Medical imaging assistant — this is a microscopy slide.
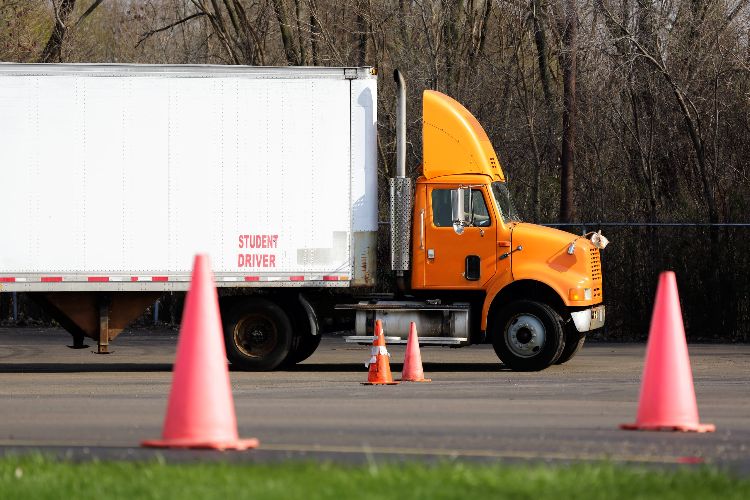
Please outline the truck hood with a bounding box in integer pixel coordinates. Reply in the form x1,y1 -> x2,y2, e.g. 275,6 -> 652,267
511,222 -> 580,253
510,222 -> 594,285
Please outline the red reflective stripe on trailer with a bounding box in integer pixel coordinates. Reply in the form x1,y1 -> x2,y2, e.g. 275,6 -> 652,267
152,276 -> 169,282
244,276 -> 260,282
41,277 -> 63,282
88,277 -> 109,282
289,276 -> 304,281
0,277 -> 15,283
130,277 -> 139,281
323,276 -> 338,281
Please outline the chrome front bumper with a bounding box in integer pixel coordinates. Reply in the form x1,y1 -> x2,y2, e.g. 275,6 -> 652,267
570,305 -> 606,333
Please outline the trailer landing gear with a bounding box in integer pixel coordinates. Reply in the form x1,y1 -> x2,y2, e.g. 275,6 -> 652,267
31,292 -> 161,353
67,334 -> 88,350
98,296 -> 111,354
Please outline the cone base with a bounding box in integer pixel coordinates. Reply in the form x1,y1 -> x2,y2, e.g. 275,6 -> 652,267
399,378 -> 431,382
620,422 -> 715,433
361,381 -> 400,385
142,437 -> 260,450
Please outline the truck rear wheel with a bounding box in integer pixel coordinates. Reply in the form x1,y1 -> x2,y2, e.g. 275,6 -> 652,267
222,298 -> 292,371
491,300 -> 565,371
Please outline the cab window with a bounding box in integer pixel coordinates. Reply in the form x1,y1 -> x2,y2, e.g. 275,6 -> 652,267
431,188 -> 491,227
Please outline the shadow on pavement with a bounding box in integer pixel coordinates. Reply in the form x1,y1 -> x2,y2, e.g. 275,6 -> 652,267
0,363 -> 173,373
0,362 -> 509,373
287,362 -> 509,372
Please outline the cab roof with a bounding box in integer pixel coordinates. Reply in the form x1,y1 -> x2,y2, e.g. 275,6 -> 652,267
422,90 -> 504,182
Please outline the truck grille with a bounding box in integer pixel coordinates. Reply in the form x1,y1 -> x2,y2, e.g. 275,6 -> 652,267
589,248 -> 602,299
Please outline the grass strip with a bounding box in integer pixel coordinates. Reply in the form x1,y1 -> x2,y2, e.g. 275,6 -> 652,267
1,455 -> 748,500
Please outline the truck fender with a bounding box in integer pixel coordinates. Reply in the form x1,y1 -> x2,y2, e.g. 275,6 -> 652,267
481,279 -> 567,332
298,293 -> 319,336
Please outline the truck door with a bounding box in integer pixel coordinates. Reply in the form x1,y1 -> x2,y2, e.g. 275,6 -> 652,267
423,185 -> 497,288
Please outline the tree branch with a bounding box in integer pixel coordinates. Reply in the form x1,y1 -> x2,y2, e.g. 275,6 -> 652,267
75,0 -> 105,27
136,12 -> 206,48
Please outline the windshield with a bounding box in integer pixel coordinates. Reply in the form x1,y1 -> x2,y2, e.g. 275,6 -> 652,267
491,182 -> 520,223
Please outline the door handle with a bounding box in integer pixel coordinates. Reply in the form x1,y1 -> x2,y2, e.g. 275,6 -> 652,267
499,245 -> 523,260
420,209 -> 425,250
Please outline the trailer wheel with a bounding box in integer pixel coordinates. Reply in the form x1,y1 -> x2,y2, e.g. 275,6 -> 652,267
491,300 -> 565,371
283,333 -> 322,367
223,298 -> 292,371
555,322 -> 586,365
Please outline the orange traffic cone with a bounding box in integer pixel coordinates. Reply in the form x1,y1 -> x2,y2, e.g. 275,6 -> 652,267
362,319 -> 399,385
143,254 -> 259,450
621,271 -> 715,432
400,322 -> 431,382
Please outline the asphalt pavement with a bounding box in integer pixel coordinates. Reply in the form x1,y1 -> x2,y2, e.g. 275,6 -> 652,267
0,327 -> 748,473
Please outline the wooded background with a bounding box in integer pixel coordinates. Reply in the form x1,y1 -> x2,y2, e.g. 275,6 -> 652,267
1,0 -> 748,340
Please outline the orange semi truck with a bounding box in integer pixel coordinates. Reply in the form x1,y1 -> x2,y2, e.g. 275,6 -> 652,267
0,65 -> 605,371
344,70 -> 605,371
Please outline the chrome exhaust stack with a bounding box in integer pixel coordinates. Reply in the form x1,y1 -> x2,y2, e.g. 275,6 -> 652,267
390,69 -> 412,277
394,69 -> 407,179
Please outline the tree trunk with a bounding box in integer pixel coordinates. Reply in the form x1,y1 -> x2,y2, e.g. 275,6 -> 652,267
559,0 -> 577,222
355,1 -> 368,66
271,0 -> 299,65
441,0 -> 463,95
530,0 -> 553,104
310,0 -> 321,65
293,0 -> 307,65
466,0 -> 493,76
39,0 -> 77,63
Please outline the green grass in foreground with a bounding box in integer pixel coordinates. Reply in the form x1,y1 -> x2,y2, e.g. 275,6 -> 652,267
1,455 -> 748,500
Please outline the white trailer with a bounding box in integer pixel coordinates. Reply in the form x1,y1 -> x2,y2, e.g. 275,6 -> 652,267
1,64 -> 606,372
0,64 -> 377,367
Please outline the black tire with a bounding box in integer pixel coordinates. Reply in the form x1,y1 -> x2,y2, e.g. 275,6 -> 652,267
222,298 -> 292,371
491,300 -> 565,371
279,296 -> 322,367
283,333 -> 322,366
555,322 -> 586,365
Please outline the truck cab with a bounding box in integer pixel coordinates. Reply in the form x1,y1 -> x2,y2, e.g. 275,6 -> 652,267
347,82 -> 605,371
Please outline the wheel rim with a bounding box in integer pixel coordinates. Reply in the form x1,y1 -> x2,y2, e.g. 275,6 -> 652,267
233,314 -> 278,359
505,313 -> 546,358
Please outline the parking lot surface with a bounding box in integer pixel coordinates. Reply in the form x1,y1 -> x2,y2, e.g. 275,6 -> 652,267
0,328 -> 748,472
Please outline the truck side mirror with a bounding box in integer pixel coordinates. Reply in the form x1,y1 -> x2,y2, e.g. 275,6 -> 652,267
451,188 -> 466,235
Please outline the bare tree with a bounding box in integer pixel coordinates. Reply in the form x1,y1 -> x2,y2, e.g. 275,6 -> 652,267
558,0 -> 577,222
39,0 -> 77,62
271,0 -> 301,64
309,0 -> 322,64
1,0 -> 748,339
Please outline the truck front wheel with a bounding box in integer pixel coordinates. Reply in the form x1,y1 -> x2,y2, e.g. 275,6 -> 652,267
555,322 -> 586,365
223,298 -> 292,371
491,300 -> 565,371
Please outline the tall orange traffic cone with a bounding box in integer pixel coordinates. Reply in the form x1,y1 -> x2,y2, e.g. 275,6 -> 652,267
143,254 -> 259,450
362,319 -> 399,385
400,322 -> 431,382
621,271 -> 715,432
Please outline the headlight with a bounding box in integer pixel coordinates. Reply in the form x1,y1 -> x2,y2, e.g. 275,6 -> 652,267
569,287 -> 592,301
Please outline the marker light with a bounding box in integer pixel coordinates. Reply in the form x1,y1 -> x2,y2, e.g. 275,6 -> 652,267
569,287 -> 592,301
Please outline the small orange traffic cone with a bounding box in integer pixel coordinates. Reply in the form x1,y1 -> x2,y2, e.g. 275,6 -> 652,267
143,254 -> 259,450
621,271 -> 715,432
362,319 -> 399,385
400,322 -> 431,382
